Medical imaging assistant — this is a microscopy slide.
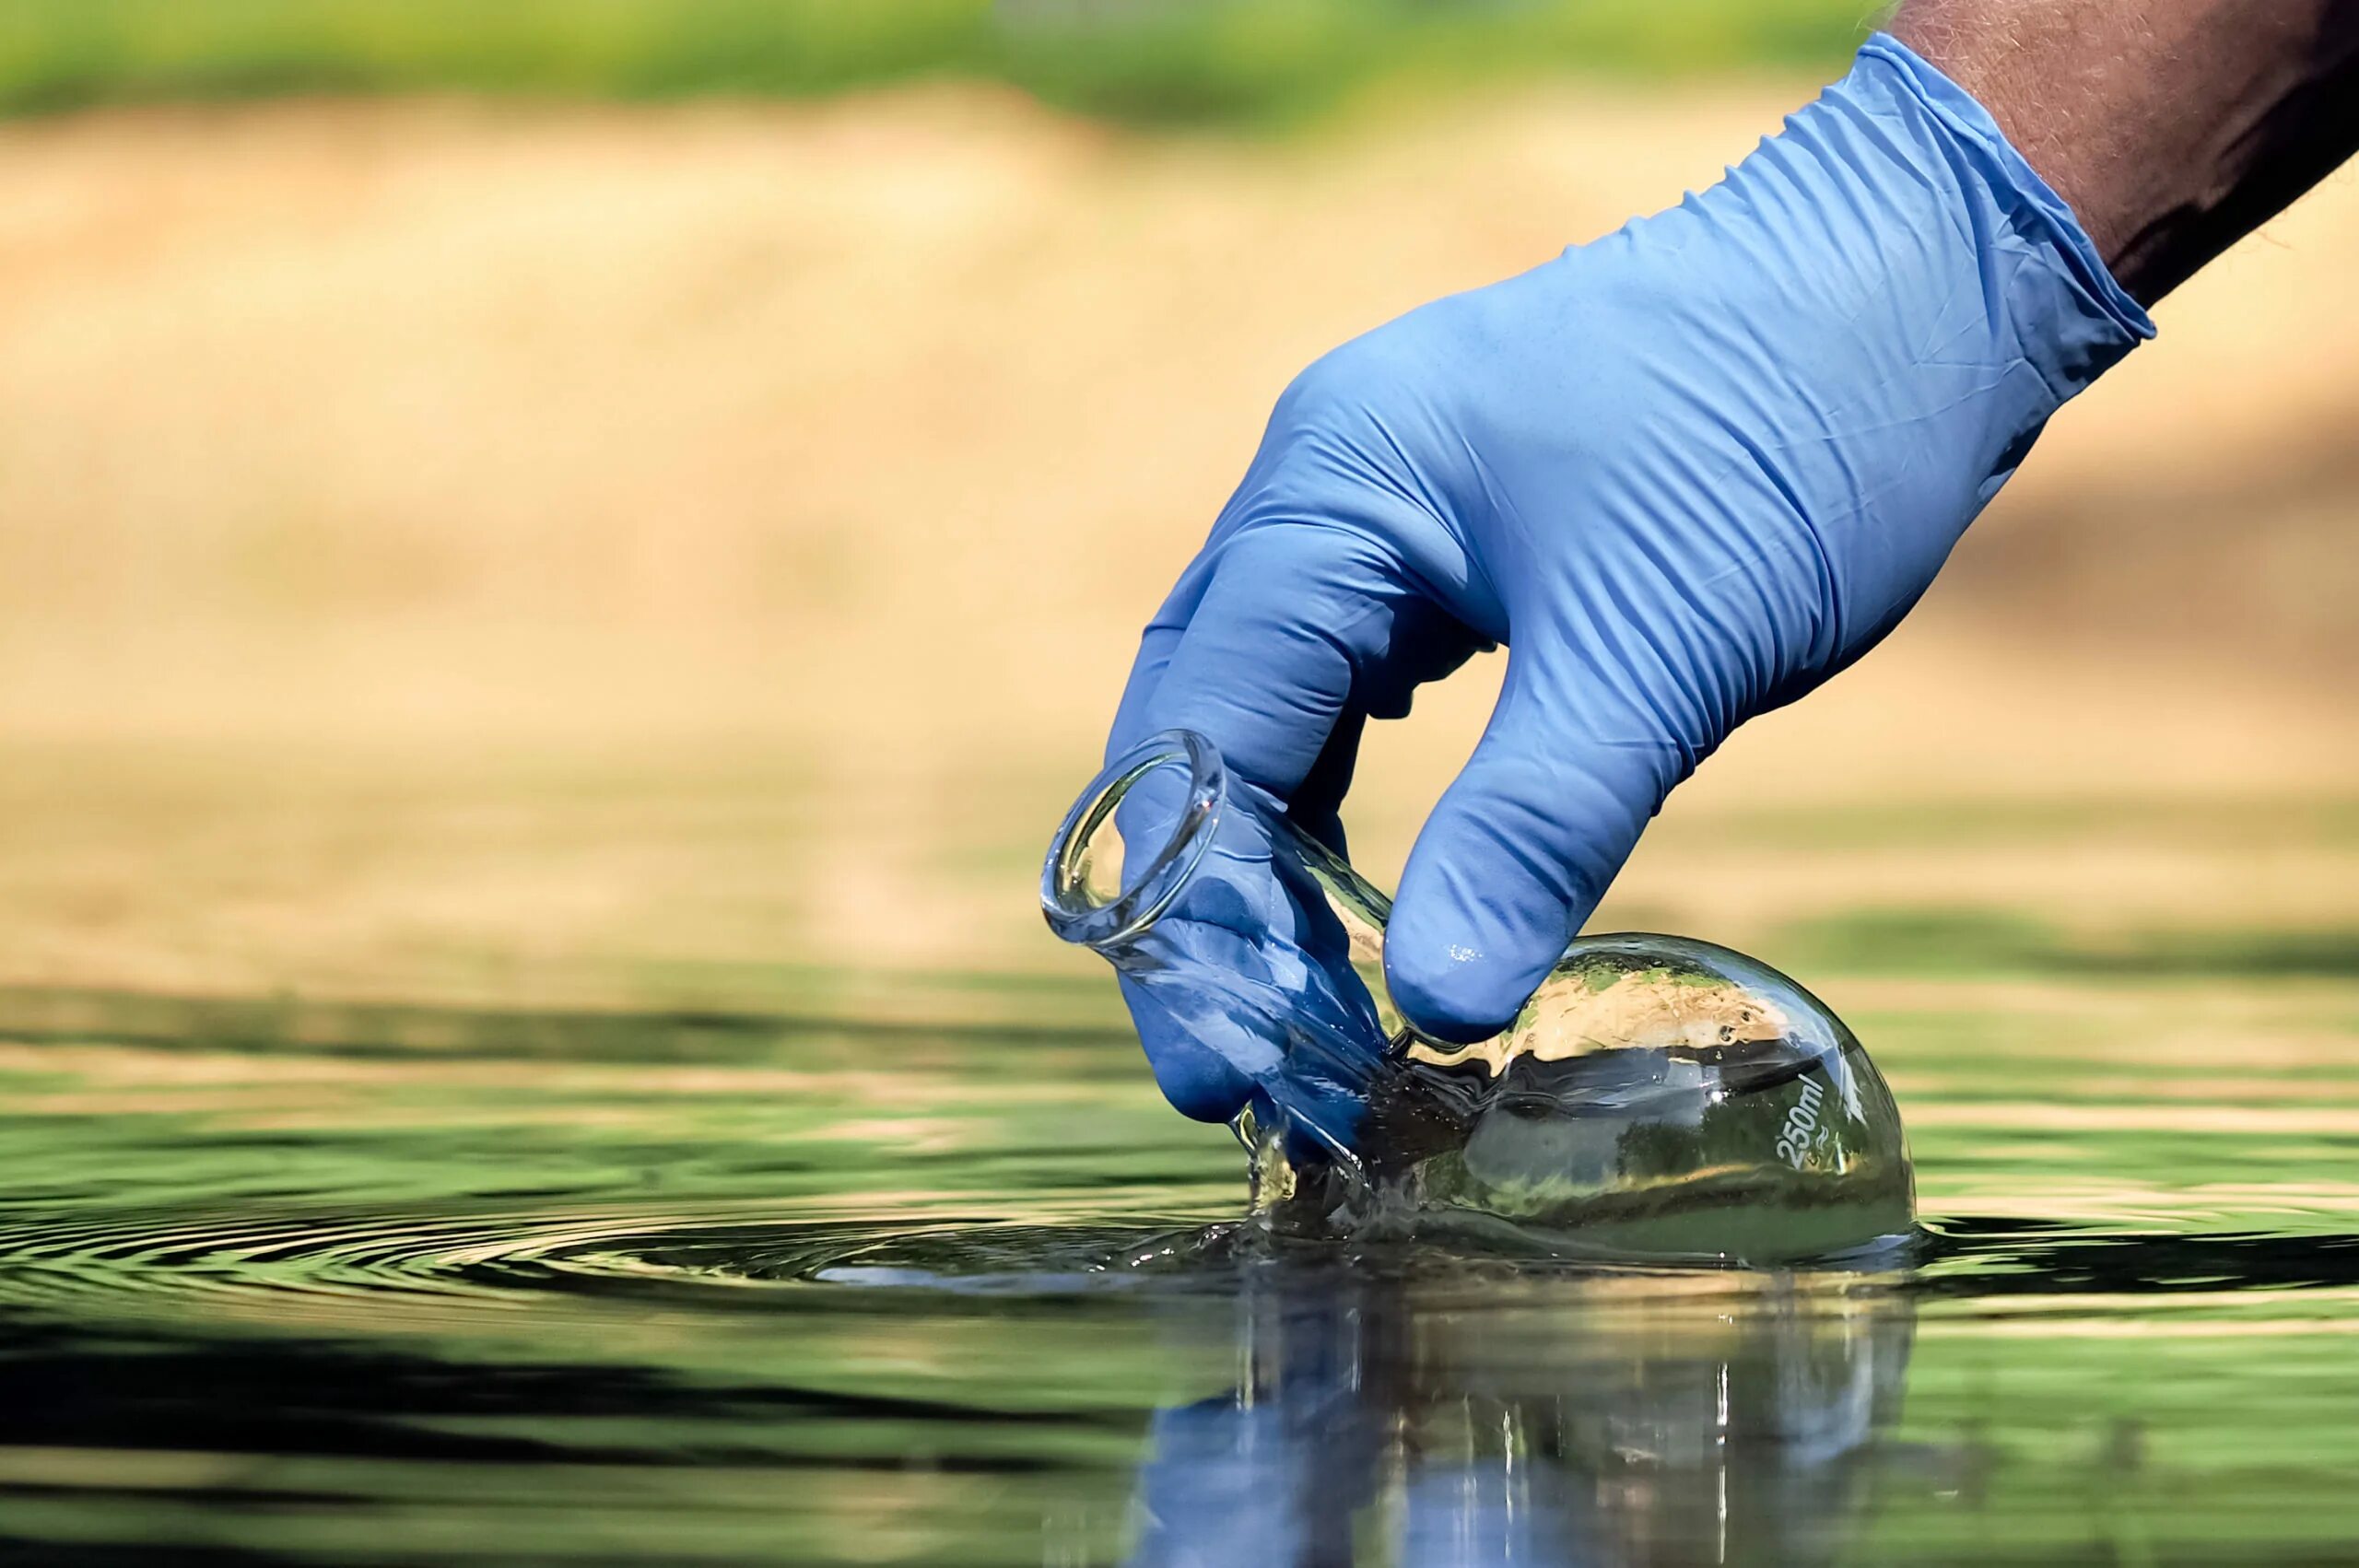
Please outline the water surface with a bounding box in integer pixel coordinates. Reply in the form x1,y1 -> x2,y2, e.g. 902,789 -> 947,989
5,957 -> 2359,1565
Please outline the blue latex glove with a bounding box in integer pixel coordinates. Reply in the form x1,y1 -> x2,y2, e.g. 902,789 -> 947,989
1109,33 -> 2154,1123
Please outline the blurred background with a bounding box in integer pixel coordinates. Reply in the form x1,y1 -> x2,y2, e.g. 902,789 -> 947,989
2,0 -> 2355,1025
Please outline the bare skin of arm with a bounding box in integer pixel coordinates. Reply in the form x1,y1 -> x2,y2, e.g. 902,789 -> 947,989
1890,0 -> 2359,302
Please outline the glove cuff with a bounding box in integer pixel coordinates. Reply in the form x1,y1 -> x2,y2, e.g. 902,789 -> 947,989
1852,31 -> 2156,395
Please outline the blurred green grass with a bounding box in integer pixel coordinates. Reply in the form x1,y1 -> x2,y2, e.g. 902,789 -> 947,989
0,0 -> 1872,124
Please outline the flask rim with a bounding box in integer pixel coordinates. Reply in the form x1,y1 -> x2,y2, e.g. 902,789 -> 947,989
1041,729 -> 1226,950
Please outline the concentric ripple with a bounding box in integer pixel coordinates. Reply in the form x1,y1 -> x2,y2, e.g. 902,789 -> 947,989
0,1197 -> 1892,1336
8,1199 -> 2355,1341
0,1203 -> 1273,1333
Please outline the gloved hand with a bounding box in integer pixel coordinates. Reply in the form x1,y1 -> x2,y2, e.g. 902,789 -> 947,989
1108,34 -> 2153,1123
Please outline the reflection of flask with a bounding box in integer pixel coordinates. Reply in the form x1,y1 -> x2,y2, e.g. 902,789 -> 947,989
1118,1264 -> 1923,1568
1044,730 -> 1913,1263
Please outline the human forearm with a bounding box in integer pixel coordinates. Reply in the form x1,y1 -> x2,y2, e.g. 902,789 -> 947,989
1891,0 -> 2359,302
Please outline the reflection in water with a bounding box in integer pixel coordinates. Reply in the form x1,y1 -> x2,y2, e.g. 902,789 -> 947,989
6,983 -> 2359,1564
1123,1263 -> 1916,1568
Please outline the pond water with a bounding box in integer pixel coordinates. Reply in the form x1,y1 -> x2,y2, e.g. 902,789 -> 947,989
5,977 -> 2359,1566
2,762 -> 2357,1564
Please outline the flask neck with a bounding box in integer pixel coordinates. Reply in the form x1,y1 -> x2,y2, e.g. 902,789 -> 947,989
1042,730 -> 1404,1155
1041,730 -> 1227,954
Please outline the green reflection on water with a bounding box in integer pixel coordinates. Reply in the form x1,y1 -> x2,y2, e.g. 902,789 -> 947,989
0,909 -> 2355,1562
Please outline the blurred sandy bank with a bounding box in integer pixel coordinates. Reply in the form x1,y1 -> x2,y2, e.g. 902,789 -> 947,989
0,85 -> 2354,998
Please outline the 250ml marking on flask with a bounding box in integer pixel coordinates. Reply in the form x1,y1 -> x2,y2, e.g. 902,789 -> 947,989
1775,1076 -> 1825,1170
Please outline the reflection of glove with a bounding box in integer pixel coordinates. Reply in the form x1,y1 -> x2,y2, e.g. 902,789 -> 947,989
1109,33 -> 2151,1119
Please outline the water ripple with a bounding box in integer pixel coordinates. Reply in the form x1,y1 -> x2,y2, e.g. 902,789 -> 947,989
0,1205 -> 1255,1328
6,1202 -> 2359,1337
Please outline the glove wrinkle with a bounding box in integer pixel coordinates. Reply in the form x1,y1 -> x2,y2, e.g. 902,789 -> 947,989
1104,30 -> 2154,1109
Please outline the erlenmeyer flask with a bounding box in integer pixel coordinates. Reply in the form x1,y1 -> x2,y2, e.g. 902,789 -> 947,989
1043,729 -> 1913,1263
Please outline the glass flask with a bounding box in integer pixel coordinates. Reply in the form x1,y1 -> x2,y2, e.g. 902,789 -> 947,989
1043,729 -> 1914,1264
